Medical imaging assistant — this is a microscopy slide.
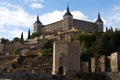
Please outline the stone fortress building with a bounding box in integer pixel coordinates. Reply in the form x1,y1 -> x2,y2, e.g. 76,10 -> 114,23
33,5 -> 103,37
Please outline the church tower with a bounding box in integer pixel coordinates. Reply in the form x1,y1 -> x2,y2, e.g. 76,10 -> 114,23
63,5 -> 73,31
95,12 -> 103,32
33,14 -> 43,35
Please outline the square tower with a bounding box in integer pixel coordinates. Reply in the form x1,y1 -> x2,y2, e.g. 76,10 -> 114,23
52,41 -> 80,75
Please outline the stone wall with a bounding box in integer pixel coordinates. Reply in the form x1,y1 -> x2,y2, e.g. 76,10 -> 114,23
42,20 -> 63,33
35,15 -> 103,35
41,18 -> 100,34
73,19 -> 98,32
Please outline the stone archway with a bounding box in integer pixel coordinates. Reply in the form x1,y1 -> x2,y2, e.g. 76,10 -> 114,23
58,66 -> 64,75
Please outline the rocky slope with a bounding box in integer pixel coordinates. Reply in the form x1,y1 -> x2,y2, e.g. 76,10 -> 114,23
0,54 -> 52,74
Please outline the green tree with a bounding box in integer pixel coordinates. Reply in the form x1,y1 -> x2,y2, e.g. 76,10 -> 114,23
30,32 -> 39,38
40,40 -> 53,54
13,37 -> 21,42
0,38 -> 9,43
74,30 -> 120,60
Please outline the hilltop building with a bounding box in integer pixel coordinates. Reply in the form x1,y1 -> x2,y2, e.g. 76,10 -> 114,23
33,5 -> 103,38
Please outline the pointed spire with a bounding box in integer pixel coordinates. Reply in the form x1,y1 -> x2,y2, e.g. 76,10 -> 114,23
37,14 -> 40,22
36,14 -> 42,24
96,12 -> 103,22
67,4 -> 70,13
63,4 -> 73,17
98,12 -> 101,20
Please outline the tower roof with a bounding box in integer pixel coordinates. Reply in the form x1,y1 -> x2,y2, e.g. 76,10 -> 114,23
96,12 -> 103,22
36,14 -> 42,24
63,5 -> 73,17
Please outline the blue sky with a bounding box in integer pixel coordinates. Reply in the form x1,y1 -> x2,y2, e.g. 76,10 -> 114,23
0,0 -> 120,40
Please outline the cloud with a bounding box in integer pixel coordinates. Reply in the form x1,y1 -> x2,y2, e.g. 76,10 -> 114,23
0,2 -> 34,28
104,5 -> 120,29
106,13 -> 120,28
0,26 -> 28,40
0,2 -> 22,10
39,10 -> 88,25
40,10 -> 65,25
72,11 -> 88,20
113,5 -> 120,10
22,0 -> 45,10
23,0 -> 45,3
8,28 -> 28,39
0,2 -> 35,39
30,3 -> 44,9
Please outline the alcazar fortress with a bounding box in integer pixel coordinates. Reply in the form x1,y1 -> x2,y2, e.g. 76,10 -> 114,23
34,5 -> 103,36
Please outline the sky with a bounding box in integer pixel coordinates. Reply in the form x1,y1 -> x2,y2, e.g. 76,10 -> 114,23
0,0 -> 120,40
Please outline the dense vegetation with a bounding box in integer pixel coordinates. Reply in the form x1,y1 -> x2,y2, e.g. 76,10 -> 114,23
74,29 -> 120,61
40,40 -> 53,55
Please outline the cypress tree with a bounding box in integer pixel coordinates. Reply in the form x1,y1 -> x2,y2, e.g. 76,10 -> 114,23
28,29 -> 31,39
21,32 -> 24,40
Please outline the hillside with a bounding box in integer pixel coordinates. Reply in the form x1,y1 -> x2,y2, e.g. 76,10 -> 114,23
0,54 -> 52,74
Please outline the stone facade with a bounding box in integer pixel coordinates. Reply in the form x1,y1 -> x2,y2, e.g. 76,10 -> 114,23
43,28 -> 79,41
34,6 -> 103,36
52,41 -> 80,75
111,52 -> 120,72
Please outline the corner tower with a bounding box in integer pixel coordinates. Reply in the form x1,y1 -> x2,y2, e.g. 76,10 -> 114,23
63,5 -> 73,31
95,12 -> 103,32
33,14 -> 43,35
